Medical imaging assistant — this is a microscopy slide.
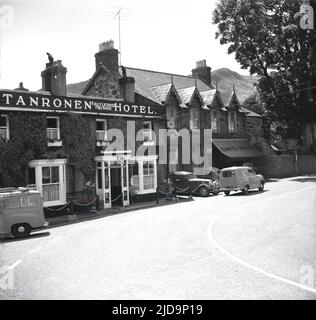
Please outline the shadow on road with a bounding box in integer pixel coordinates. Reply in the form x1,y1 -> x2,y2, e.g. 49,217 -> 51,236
0,231 -> 50,244
290,177 -> 316,183
226,190 -> 269,197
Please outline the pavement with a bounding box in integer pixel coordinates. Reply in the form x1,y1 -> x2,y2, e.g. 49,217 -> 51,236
0,176 -> 315,300
45,197 -> 189,228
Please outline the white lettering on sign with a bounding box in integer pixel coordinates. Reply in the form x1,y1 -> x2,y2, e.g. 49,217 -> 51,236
74,100 -> 82,110
53,99 -> 62,108
0,91 -> 161,117
16,96 -> 26,106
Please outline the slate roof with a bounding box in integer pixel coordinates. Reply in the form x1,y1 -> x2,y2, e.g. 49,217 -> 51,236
177,86 -> 196,105
150,83 -> 173,104
200,89 -> 217,106
125,67 -> 213,103
66,65 -> 261,117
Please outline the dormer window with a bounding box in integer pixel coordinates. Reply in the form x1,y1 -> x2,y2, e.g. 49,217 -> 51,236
0,115 -> 9,141
211,110 -> 220,132
190,109 -> 200,130
228,111 -> 237,133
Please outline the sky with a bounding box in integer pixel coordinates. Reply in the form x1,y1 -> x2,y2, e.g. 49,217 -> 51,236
0,0 -> 249,91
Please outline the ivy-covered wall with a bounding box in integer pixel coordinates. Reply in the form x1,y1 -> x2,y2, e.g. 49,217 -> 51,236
0,112 -> 96,190
0,112 -> 47,187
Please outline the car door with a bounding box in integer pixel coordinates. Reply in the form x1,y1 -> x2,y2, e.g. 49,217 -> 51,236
247,169 -> 257,189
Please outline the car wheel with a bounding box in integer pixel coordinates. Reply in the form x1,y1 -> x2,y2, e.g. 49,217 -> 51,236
258,181 -> 265,192
199,186 -> 210,197
224,191 -> 230,196
243,185 -> 249,195
11,224 -> 31,239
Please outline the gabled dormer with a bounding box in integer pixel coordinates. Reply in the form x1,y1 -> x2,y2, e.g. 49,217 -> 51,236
221,87 -> 241,112
82,64 -> 121,99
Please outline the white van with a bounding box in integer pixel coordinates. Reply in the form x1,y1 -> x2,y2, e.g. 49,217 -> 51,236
220,167 -> 265,196
0,187 -> 48,238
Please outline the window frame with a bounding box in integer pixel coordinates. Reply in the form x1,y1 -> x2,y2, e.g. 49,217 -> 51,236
0,115 -> 9,141
46,116 -> 60,141
28,159 -> 67,207
96,119 -> 108,141
190,109 -> 200,130
211,110 -> 220,132
142,121 -> 153,142
228,111 -> 237,133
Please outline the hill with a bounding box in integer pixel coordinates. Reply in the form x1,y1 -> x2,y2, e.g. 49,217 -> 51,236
212,68 -> 259,103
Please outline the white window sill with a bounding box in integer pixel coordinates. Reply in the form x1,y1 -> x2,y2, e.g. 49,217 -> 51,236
48,140 -> 63,147
43,200 -> 67,208
133,189 -> 156,195
97,141 -> 110,147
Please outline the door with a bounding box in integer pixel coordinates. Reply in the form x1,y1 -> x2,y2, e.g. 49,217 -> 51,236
96,161 -> 111,209
121,160 -> 129,207
247,169 -> 257,189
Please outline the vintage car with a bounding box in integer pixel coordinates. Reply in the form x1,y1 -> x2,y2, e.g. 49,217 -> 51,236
195,167 -> 221,182
0,187 -> 48,238
169,171 -> 220,197
220,167 -> 265,196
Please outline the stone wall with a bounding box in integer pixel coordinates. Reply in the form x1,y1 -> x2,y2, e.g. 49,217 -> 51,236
257,154 -> 316,178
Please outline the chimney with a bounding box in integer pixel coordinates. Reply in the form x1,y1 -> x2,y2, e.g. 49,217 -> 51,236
192,60 -> 212,87
95,40 -> 119,74
41,60 -> 67,96
119,66 -> 135,103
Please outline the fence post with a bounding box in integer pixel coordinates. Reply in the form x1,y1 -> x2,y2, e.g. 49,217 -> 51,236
70,200 -> 74,215
189,185 -> 192,200
96,195 -> 99,211
156,188 -> 159,205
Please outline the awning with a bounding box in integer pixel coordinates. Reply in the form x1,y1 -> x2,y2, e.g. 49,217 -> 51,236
213,139 -> 261,159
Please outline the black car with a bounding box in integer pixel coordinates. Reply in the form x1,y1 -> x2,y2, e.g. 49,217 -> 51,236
169,171 -> 220,197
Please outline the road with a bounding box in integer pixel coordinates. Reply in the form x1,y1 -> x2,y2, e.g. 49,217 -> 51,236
0,177 -> 316,300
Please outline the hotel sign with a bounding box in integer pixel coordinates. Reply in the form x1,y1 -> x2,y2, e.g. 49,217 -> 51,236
0,90 -> 164,117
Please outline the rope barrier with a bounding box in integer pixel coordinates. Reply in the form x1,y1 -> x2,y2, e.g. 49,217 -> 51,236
157,187 -> 175,196
45,202 -> 70,212
72,198 -> 98,207
111,194 -> 122,203
175,186 -> 190,193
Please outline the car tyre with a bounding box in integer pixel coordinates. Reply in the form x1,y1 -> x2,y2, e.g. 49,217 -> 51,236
199,186 -> 210,197
243,185 -> 250,195
258,181 -> 265,192
224,191 -> 230,196
11,224 -> 31,238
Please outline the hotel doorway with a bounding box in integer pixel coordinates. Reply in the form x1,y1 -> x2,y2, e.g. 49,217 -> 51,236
95,152 -> 130,209
110,165 -> 122,206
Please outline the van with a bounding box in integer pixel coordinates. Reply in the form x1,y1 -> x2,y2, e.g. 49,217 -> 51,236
0,187 -> 48,238
220,167 -> 265,196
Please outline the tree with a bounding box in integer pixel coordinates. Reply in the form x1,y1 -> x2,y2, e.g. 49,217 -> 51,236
213,0 -> 316,143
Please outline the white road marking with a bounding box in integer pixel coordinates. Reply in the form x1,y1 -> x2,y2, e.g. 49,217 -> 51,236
8,260 -> 22,270
207,184 -> 316,295
27,246 -> 42,255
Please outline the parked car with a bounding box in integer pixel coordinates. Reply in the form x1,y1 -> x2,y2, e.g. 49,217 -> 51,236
196,167 -> 221,182
169,171 -> 220,197
220,167 -> 265,196
0,187 -> 48,238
